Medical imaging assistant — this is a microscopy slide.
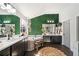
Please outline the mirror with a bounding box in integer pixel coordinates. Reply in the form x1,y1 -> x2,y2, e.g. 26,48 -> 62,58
0,24 -> 15,37
42,23 -> 62,35
42,24 -> 55,35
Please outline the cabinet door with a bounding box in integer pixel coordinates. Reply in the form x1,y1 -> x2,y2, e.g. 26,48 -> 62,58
43,36 -> 51,42
53,36 -> 62,44
24,40 -> 28,51
0,47 -> 10,56
12,40 -> 24,56
63,20 -> 70,48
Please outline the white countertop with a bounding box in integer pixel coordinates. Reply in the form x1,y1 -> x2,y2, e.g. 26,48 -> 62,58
28,35 -> 43,41
0,35 -> 27,51
43,34 -> 62,36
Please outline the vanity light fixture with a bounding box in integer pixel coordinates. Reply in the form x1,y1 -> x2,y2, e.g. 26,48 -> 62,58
3,20 -> 11,23
47,20 -> 54,23
47,20 -> 50,23
51,20 -> 54,23
49,20 -> 52,23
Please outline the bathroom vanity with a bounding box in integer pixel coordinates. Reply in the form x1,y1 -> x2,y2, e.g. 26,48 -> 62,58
0,35 -> 27,56
42,23 -> 62,44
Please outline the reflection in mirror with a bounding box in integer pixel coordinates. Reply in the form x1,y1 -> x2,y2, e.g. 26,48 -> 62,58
0,24 -> 15,38
42,23 -> 62,35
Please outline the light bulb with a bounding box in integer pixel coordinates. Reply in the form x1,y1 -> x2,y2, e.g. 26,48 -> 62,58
50,20 -> 51,23
51,20 -> 54,23
47,20 -> 50,23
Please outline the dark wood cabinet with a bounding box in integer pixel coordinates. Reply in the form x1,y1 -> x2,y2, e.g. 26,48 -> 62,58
43,35 -> 62,44
52,36 -> 62,44
24,40 -> 28,51
11,40 -> 24,56
0,39 -> 25,56
0,47 -> 10,56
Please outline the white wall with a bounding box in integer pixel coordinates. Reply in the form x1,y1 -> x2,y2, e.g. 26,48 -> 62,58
61,4 -> 79,56
0,8 -> 9,14
62,20 -> 70,49
70,18 -> 78,56
60,4 -> 79,22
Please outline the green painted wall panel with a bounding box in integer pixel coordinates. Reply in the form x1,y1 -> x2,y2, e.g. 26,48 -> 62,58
29,14 -> 59,35
0,15 -> 20,34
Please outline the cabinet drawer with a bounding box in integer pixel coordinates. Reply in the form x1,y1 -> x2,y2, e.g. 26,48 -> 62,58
53,36 -> 62,44
12,40 -> 24,56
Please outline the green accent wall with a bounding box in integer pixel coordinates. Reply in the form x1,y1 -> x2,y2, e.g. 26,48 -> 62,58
29,14 -> 59,35
0,15 -> 20,34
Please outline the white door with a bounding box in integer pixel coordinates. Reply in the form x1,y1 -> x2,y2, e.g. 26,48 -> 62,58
63,20 -> 70,48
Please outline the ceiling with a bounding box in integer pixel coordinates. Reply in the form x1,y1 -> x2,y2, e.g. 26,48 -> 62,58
11,3 -> 79,19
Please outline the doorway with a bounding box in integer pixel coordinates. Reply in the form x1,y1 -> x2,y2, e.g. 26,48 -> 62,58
63,20 -> 70,48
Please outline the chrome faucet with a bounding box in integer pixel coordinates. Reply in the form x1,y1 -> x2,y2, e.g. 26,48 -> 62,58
8,34 -> 10,40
